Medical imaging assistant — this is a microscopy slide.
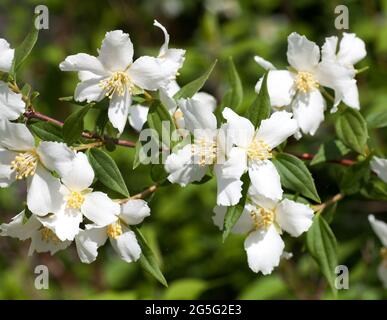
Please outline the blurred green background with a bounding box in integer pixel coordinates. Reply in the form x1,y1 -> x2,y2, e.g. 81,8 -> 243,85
0,0 -> 387,299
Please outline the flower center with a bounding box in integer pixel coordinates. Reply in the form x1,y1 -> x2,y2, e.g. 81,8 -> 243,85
191,138 -> 217,166
10,150 -> 39,180
66,191 -> 85,209
247,139 -> 272,162
41,227 -> 60,244
107,221 -> 123,239
99,71 -> 133,98
251,207 -> 275,230
295,71 -> 319,93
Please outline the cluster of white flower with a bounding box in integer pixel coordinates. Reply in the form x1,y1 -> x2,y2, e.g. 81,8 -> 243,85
1,19 -> 387,287
161,32 -> 384,277
0,36 -> 151,265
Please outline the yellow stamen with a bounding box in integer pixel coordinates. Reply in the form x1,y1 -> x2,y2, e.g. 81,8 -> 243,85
247,139 -> 272,162
41,227 -> 60,244
251,207 -> 275,230
191,138 -> 217,166
66,191 -> 85,209
107,221 -> 123,239
99,71 -> 133,98
10,150 -> 38,180
295,71 -> 319,93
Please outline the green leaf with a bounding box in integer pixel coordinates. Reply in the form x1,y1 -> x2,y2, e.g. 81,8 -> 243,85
366,111 -> 387,129
132,226 -> 168,287
335,108 -> 368,154
29,121 -> 64,142
306,215 -> 338,296
164,279 -> 207,300
222,174 -> 249,242
147,99 -> 176,148
310,140 -> 350,166
133,139 -> 143,170
11,16 -> 39,75
272,153 -> 320,203
245,72 -> 271,128
174,60 -> 217,99
88,148 -> 129,198
340,157 -> 371,195
62,104 -> 92,145
222,57 -> 243,109
361,177 -> 387,201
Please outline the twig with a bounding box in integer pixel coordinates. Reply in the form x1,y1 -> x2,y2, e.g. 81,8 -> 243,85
295,152 -> 355,166
130,184 -> 158,200
24,110 -> 136,148
312,193 -> 344,213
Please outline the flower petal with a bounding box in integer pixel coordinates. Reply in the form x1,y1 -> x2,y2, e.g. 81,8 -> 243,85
74,77 -> 106,103
38,208 -> 83,241
178,98 -> 217,132
61,152 -> 94,192
370,157 -> 387,183
368,215 -> 387,247
0,120 -> 35,151
0,211 -> 40,240
110,230 -> 141,263
27,165 -> 64,216
128,104 -> 149,132
29,231 -> 71,256
254,55 -> 276,70
81,192 -> 120,226
255,70 -> 296,108
276,198 -> 314,237
292,89 -> 326,136
244,226 -> 285,274
59,53 -> 108,76
165,144 -> 207,186
75,226 -> 108,263
36,141 -> 76,177
212,204 -> 255,234
108,89 -> 132,134
256,111 -> 297,149
337,33 -> 366,66
154,20 -> 170,56
98,30 -> 134,72
120,199 -> 151,226
129,56 -> 175,91
0,148 -> 16,187
192,92 -> 217,112
0,38 -> 14,73
222,107 -> 255,148
321,36 -> 338,61
215,175 -> 243,206
0,81 -> 25,121
248,160 -> 283,201
287,32 -> 320,71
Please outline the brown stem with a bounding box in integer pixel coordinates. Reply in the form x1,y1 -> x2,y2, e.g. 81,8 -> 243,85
312,193 -> 344,213
130,184 -> 158,200
295,152 -> 355,166
24,110 -> 136,148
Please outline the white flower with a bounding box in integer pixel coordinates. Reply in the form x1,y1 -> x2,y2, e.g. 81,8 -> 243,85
41,152 -> 120,241
164,97 -> 220,186
321,33 -> 366,111
368,215 -> 387,288
75,199 -> 151,264
0,38 -> 25,121
59,21 -> 185,134
0,38 -> 14,73
213,193 -> 314,275
0,211 -> 71,256
128,80 -> 216,132
215,108 -> 297,206
370,156 -> 387,184
255,32 -> 356,137
0,120 -> 75,215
